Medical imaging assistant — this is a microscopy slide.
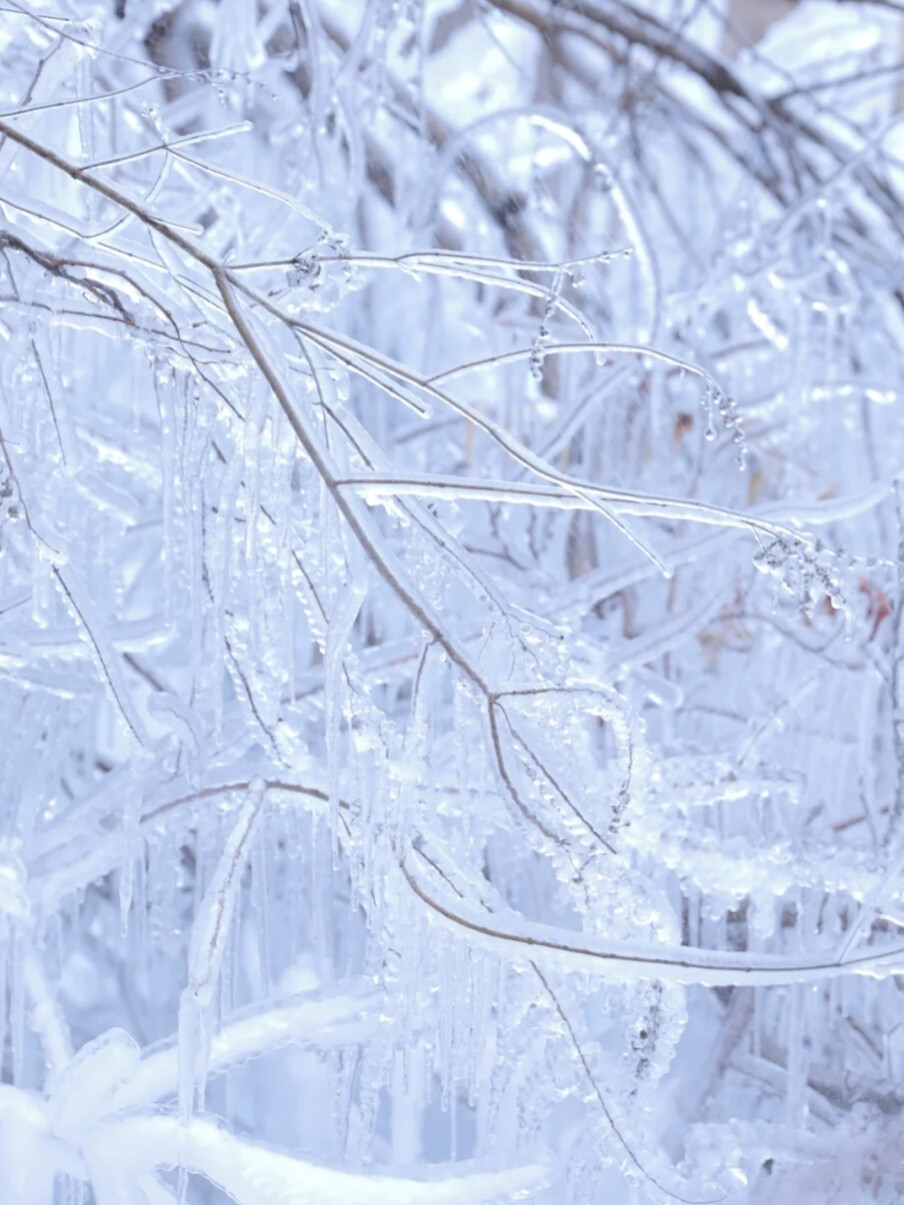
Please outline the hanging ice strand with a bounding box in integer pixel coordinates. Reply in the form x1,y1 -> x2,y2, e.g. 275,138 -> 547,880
324,579 -> 367,858
700,379 -> 747,469
4,1 -> 904,1202
530,268 -> 564,382
178,779 -> 266,1131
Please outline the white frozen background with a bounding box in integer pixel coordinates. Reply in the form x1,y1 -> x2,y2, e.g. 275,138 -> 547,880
0,0 -> 903,1201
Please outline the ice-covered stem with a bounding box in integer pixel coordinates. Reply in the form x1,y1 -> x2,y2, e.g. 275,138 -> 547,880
0,99 -> 836,947
534,965 -> 719,1205
0,117 -> 773,550
0,842 -> 71,1083
97,1112 -> 552,1205
400,847 -> 904,986
410,838 -> 712,1203
112,985 -> 391,1113
0,115 -> 526,816
0,116 -> 800,579
212,268 -> 489,692
179,779 -> 265,1121
22,944 -> 71,1081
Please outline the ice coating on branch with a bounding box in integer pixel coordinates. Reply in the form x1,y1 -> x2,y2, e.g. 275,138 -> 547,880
47,1028 -> 141,1138
179,779 -> 266,1118
0,1 -> 903,1202
102,1113 -> 551,1204
112,984 -> 392,1112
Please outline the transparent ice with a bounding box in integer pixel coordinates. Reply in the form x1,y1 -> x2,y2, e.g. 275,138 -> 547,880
0,1 -> 903,1202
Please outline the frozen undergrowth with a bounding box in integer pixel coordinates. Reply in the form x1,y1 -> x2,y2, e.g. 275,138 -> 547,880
1,0 -> 904,1202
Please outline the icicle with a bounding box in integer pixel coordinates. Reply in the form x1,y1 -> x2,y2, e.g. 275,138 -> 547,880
249,820 -> 271,998
209,448 -> 244,737
391,1043 -> 425,1165
467,947 -> 495,1108
701,382 -> 718,441
0,921 -> 7,1084
10,929 -> 25,1086
30,326 -> 81,472
31,549 -> 54,629
324,581 -> 366,855
154,356 -> 177,626
179,779 -> 266,1123
437,929 -> 457,1113
332,1045 -> 358,1155
118,756 -> 150,935
785,984 -> 807,1124
51,564 -> 151,750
